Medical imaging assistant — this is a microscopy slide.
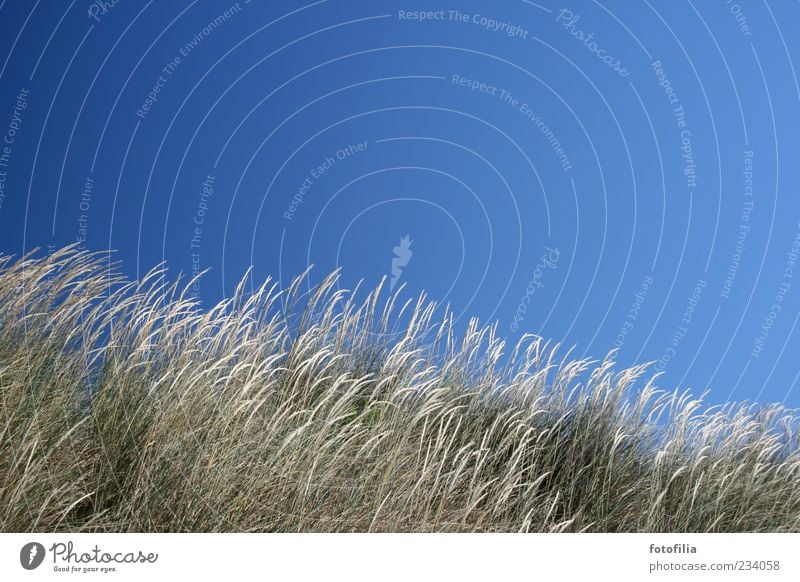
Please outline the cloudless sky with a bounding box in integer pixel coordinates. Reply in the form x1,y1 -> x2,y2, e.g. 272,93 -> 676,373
1,0 -> 800,406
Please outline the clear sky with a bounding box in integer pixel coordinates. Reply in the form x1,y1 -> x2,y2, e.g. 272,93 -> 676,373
1,0 -> 799,407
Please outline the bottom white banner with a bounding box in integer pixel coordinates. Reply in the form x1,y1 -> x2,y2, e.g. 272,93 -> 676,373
1,533 -> 798,581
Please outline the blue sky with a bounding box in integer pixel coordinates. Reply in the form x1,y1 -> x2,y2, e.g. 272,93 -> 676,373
1,0 -> 800,406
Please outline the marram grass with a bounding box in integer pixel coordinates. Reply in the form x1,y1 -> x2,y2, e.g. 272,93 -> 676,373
1,246 -> 799,532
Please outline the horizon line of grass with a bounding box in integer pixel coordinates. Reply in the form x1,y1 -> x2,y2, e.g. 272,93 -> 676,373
1,245 -> 799,532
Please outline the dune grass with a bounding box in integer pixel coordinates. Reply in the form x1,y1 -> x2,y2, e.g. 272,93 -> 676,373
0,246 -> 799,532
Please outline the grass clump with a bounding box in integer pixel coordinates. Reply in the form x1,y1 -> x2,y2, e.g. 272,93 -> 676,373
0,246 -> 799,532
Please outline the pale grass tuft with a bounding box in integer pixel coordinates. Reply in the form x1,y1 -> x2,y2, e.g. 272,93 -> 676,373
1,246 -> 799,532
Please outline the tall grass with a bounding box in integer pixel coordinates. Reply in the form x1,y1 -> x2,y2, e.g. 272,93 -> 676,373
1,246 -> 799,532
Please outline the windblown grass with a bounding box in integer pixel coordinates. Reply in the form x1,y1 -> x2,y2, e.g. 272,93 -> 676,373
1,246 -> 799,532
